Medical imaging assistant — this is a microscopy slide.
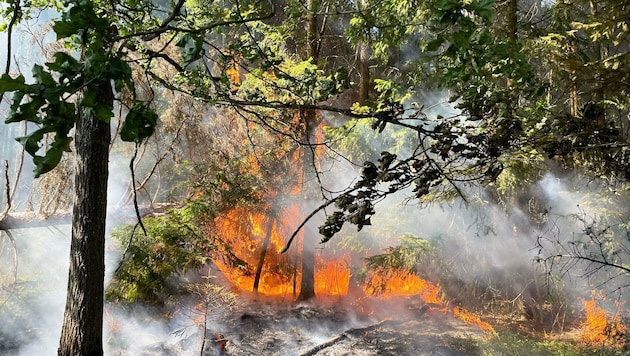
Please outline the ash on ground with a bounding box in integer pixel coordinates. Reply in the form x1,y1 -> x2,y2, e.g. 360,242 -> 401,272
137,296 -> 490,356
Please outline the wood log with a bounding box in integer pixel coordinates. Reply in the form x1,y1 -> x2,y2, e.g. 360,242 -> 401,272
0,203 -> 181,231
299,319 -> 394,356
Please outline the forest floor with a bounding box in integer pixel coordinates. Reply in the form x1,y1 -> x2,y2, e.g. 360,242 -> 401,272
137,295 -> 490,356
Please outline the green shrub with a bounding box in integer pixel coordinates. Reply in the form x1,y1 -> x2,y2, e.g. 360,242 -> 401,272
107,208 -> 212,304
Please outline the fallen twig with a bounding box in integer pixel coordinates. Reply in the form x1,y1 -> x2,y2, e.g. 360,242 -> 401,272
299,319 -> 392,356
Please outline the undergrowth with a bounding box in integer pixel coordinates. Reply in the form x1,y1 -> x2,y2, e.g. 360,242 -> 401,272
451,332 -> 628,356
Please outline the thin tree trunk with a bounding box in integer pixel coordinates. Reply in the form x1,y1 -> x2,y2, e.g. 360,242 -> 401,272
296,0 -> 320,302
356,0 -> 370,104
589,0 -> 604,103
506,0 -> 517,42
253,216 -> 276,293
297,225 -> 316,301
357,42 -> 370,104
58,82 -> 112,355
305,0 -> 318,61
296,119 -> 319,301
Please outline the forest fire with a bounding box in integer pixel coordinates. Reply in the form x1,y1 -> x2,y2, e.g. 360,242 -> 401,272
453,306 -> 495,333
210,206 -> 498,335
580,294 -> 626,348
363,269 -> 442,302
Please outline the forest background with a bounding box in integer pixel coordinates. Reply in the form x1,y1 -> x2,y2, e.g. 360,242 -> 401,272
1,0 -> 630,354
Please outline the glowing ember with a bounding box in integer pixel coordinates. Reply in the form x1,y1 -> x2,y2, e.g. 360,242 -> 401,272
580,295 -> 626,348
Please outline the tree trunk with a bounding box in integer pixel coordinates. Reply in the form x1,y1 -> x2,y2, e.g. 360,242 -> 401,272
356,0 -> 370,104
297,228 -> 316,301
506,0 -> 517,42
253,216 -> 275,293
495,0 -> 517,41
357,42 -> 370,104
305,0 -> 318,61
58,82 -> 112,356
297,135 -> 317,301
296,0 -> 320,302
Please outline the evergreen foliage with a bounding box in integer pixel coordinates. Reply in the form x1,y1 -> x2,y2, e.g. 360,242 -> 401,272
107,208 -> 211,304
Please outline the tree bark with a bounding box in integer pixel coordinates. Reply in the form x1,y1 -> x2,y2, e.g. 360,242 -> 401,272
297,129 -> 317,301
58,82 -> 112,356
506,0 -> 517,42
356,0 -> 370,104
296,0 -> 320,302
305,0 -> 318,61
297,230 -> 316,301
253,216 -> 275,293
357,42 -> 370,104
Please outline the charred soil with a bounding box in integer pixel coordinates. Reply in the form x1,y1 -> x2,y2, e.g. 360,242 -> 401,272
207,296 -> 487,356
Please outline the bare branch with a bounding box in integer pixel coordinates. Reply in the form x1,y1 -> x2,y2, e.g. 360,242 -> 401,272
3,0 -> 21,74
1,161 -> 10,220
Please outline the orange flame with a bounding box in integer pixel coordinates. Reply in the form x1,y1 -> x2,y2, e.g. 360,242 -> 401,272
212,206 -> 497,333
580,294 -> 626,348
363,269 -> 442,303
315,257 -> 350,296
213,204 -> 351,298
453,306 -> 495,333
213,207 -> 352,298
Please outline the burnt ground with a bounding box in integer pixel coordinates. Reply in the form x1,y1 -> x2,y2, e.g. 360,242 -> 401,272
175,296 -> 489,356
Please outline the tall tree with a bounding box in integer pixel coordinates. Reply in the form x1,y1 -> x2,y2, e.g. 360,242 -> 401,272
0,0 -> 266,352
58,80 -> 112,354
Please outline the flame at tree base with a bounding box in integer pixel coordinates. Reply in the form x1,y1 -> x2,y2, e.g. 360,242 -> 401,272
211,209 -> 497,335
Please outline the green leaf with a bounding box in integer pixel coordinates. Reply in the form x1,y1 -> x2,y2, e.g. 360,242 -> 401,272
178,34 -> 203,67
92,101 -> 114,122
108,57 -> 132,81
426,38 -> 445,52
33,64 -> 56,86
33,145 -> 64,178
16,128 -> 47,156
85,49 -> 107,77
435,0 -> 460,11
81,86 -> 98,107
52,20 -> 80,39
120,104 -> 158,143
469,0 -> 496,21
46,52 -> 81,76
0,73 -> 26,94
176,33 -> 192,48
6,98 -> 45,124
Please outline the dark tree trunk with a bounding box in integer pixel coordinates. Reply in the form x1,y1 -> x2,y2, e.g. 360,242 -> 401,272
495,0 -> 517,41
506,0 -> 517,42
253,216 -> 275,293
297,230 -> 316,301
296,0 -> 320,302
296,121 -> 318,302
356,0 -> 371,104
357,42 -> 370,104
58,82 -> 112,356
305,0 -> 318,61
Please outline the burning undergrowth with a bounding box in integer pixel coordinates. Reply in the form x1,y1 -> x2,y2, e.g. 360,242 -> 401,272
101,167 -> 630,354
4,101 -> 630,354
